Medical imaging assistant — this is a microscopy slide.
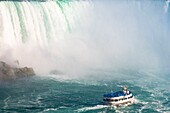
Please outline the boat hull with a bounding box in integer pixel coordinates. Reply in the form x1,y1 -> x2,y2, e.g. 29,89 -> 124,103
103,92 -> 134,107
104,97 -> 134,106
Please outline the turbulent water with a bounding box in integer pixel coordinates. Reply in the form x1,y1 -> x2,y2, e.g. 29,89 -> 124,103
0,73 -> 170,113
0,0 -> 170,112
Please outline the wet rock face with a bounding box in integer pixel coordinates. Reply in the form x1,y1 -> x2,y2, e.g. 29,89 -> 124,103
0,61 -> 16,80
0,61 -> 35,80
13,67 -> 35,77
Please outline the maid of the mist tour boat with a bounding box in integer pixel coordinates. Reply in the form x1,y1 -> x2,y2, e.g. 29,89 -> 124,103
103,86 -> 134,107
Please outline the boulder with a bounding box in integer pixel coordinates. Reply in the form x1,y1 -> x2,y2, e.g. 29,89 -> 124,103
13,67 -> 35,77
0,61 -> 16,80
0,61 -> 35,80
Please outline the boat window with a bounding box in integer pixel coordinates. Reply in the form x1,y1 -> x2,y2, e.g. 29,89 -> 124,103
114,99 -> 118,102
123,98 -> 127,100
104,98 -> 115,102
128,95 -> 133,99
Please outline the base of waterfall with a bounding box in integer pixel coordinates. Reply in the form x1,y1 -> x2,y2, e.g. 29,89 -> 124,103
0,61 -> 35,80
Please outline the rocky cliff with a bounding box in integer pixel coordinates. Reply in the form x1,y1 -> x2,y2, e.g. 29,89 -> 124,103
0,61 -> 35,80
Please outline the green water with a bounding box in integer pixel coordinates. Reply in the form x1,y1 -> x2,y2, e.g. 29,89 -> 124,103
0,71 -> 169,113
0,0 -> 170,112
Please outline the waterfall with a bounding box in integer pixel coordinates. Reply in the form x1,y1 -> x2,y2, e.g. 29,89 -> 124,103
0,0 -> 169,76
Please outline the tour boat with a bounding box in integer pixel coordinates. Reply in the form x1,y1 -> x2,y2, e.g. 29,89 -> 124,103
103,87 -> 134,107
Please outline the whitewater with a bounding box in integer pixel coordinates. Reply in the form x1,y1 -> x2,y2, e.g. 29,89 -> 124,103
0,0 -> 170,112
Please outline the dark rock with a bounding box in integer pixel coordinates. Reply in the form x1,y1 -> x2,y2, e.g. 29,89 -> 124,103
0,61 -> 35,80
13,67 -> 35,77
0,61 -> 16,80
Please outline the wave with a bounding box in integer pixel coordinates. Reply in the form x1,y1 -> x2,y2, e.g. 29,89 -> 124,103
76,105 -> 110,112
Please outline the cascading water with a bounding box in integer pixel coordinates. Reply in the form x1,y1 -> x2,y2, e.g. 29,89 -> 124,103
0,0 -> 94,75
0,0 -> 170,76
0,1 -> 170,112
